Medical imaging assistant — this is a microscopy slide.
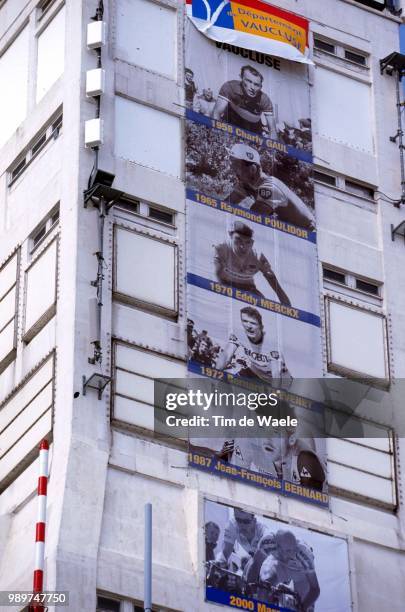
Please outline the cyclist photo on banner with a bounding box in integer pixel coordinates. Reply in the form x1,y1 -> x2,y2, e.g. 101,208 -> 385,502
205,500 -> 352,612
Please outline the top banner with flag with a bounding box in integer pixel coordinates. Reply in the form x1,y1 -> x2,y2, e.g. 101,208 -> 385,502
186,0 -> 312,64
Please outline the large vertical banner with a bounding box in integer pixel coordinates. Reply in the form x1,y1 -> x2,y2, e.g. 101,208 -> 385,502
204,499 -> 352,612
185,3 -> 326,506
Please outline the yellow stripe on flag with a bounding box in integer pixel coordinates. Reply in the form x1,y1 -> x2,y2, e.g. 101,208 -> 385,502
230,2 -> 307,53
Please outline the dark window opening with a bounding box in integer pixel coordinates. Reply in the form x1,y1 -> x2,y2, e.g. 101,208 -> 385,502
96,596 -> 121,612
52,115 -> 63,137
356,279 -> 380,295
116,197 -> 140,214
11,158 -> 27,181
31,134 -> 47,156
38,0 -> 56,16
51,210 -> 60,226
148,206 -> 174,225
32,225 -> 47,247
314,38 -> 336,54
345,50 -> 367,66
345,179 -> 374,199
323,268 -> 346,284
314,170 -> 337,186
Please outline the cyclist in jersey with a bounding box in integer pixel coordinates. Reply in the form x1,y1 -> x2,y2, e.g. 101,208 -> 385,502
227,143 -> 315,230
213,220 -> 291,304
213,65 -> 277,137
259,530 -> 320,612
216,306 -> 292,385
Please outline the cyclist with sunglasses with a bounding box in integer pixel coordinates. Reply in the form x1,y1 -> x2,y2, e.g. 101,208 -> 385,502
216,508 -> 269,566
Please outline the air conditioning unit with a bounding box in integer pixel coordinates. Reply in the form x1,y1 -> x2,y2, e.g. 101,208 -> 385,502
85,118 -> 103,147
87,21 -> 107,49
86,68 -> 105,97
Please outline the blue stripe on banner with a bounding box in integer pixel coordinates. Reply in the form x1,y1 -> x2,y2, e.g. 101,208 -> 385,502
186,108 -> 313,164
206,586 -> 292,611
186,188 -> 317,244
283,479 -> 329,507
187,273 -> 321,327
188,451 -> 283,493
189,448 -> 328,508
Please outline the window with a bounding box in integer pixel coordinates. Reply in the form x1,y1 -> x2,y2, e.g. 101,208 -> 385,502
0,251 -> 19,372
8,113 -> 63,186
355,279 -> 379,296
344,49 -> 367,66
30,206 -> 60,253
148,206 -> 175,225
353,0 -> 385,10
23,239 -> 58,342
31,133 -> 47,156
326,298 -> 389,381
323,267 -> 346,284
0,355 -> 55,493
10,158 -> 27,183
97,596 -> 121,612
314,170 -> 337,187
114,97 -> 181,178
113,342 -> 186,435
37,0 -> 58,18
327,433 -> 397,509
114,197 -> 176,227
0,355 -> 54,492
313,35 -> 368,68
314,38 -> 336,54
114,227 -> 178,316
36,6 -> 65,102
32,226 -> 46,248
52,113 -> 63,136
323,265 -> 381,299
345,179 -> 374,199
0,26 -> 30,147
314,168 -> 375,202
314,67 -> 373,153
115,195 -> 140,215
115,0 -> 177,78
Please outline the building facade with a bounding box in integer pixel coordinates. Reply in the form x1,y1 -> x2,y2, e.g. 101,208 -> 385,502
1,0 -> 405,610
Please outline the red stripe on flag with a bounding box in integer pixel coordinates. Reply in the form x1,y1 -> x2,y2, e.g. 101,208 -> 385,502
38,476 -> 47,496
33,569 -> 44,592
36,522 -> 46,542
233,0 -> 308,36
184,0 -> 309,45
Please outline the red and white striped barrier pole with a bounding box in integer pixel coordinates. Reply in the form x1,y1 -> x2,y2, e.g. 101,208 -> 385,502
31,439 -> 49,612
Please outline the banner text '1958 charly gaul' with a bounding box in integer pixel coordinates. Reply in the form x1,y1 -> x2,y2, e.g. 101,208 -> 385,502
184,1 -> 328,517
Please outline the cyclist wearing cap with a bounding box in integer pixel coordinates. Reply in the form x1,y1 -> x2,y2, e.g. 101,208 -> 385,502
213,66 -> 277,136
282,435 -> 326,491
213,220 -> 291,304
216,306 -> 292,384
228,144 -> 315,230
